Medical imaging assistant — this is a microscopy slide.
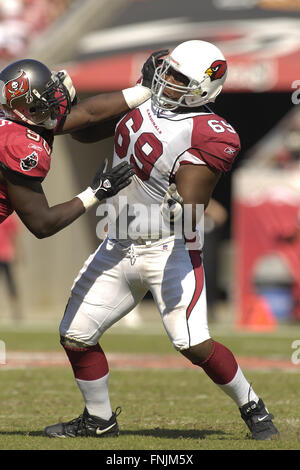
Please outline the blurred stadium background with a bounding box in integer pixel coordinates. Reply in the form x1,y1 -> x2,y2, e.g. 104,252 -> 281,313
1,0 -> 300,334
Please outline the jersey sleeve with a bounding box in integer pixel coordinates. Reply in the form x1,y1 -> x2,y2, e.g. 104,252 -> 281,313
0,127 -> 50,180
184,115 -> 241,173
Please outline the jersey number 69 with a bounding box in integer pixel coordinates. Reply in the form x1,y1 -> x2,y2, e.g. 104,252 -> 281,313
115,109 -> 163,181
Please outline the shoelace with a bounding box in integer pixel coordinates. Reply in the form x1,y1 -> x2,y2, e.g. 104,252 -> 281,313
66,407 -> 122,436
65,414 -> 88,436
243,392 -> 273,423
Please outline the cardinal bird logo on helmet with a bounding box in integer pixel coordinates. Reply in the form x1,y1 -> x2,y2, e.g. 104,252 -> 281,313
205,60 -> 227,81
4,71 -> 33,107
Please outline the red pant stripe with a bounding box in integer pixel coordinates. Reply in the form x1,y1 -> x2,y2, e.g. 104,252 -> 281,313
186,250 -> 204,320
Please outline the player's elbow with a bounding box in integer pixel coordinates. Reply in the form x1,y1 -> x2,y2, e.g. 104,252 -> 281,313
29,220 -> 56,239
32,227 -> 52,239
33,230 -> 49,239
32,229 -> 43,239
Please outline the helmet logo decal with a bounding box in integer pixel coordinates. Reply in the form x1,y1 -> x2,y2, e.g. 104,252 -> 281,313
170,56 -> 179,66
205,60 -> 227,81
4,71 -> 33,107
20,151 -> 38,171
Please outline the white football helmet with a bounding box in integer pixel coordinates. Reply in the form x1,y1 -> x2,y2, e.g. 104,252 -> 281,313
151,40 -> 228,111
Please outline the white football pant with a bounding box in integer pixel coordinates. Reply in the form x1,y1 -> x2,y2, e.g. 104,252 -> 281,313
60,236 -> 210,351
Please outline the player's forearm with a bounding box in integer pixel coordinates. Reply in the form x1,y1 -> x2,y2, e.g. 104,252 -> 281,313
22,198 -> 86,239
70,117 -> 118,143
60,86 -> 151,134
179,204 -> 202,233
78,92 -> 128,124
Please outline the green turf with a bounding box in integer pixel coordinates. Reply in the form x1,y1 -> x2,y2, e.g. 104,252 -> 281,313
1,325 -> 299,359
0,368 -> 299,450
0,326 -> 299,450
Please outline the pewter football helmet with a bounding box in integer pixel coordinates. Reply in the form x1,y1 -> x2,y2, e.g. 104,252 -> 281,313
0,59 -> 71,129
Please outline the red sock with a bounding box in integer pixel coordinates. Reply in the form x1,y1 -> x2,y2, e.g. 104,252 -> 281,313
199,341 -> 238,385
63,343 -> 109,381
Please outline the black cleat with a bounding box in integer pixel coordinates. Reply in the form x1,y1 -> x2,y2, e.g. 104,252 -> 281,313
44,407 -> 121,438
240,398 -> 279,440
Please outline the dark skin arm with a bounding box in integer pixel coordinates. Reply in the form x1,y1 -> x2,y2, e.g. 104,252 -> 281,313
58,92 -> 129,135
69,117 -> 119,143
59,48 -> 168,140
175,164 -> 221,231
4,169 -> 85,239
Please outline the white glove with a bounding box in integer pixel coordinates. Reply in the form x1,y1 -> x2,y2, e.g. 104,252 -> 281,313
160,184 -> 184,223
56,69 -> 76,102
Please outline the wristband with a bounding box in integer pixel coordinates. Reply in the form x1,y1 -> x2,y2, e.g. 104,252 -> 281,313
122,85 -> 151,109
76,187 -> 97,210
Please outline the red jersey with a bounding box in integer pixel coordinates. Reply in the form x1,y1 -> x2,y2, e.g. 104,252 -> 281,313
0,112 -> 66,223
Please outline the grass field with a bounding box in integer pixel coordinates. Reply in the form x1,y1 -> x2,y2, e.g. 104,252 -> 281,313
0,315 -> 300,452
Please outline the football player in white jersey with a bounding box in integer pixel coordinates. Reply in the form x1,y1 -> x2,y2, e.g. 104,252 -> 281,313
44,41 -> 279,441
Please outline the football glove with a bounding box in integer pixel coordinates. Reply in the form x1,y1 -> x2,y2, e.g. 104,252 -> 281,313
141,49 -> 169,89
56,69 -> 76,103
91,160 -> 135,201
160,183 -> 184,223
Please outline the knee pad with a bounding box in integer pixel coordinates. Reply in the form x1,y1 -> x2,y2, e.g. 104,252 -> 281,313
60,335 -> 94,351
172,338 -> 191,352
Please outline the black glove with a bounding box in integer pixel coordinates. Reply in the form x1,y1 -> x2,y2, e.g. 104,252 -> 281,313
141,49 -> 169,88
91,161 -> 135,201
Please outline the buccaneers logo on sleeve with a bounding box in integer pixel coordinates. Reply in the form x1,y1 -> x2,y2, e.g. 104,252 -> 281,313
2,71 -> 33,108
20,151 -> 38,171
205,60 -> 227,81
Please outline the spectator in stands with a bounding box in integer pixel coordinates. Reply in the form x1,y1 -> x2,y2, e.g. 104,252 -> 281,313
0,0 -> 29,58
46,0 -> 74,23
0,0 -> 74,59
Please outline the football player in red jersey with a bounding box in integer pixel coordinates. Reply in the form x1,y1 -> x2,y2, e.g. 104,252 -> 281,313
0,56 -> 156,237
43,41 -> 279,441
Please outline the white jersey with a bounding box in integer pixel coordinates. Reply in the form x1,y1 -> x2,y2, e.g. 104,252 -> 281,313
63,101 -> 240,350
106,99 -> 240,242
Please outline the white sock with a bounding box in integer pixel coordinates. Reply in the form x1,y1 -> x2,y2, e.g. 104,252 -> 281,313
76,373 -> 112,420
217,366 -> 259,407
